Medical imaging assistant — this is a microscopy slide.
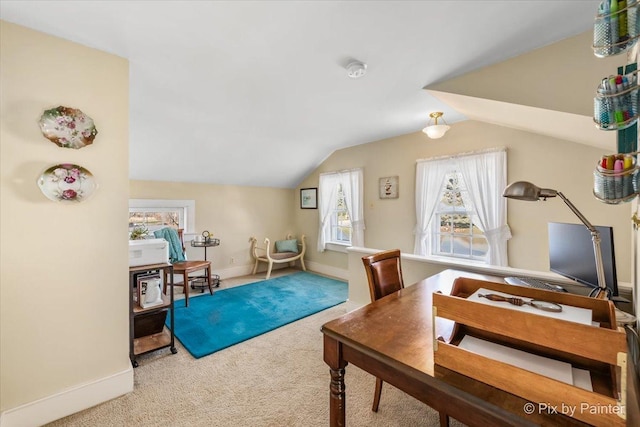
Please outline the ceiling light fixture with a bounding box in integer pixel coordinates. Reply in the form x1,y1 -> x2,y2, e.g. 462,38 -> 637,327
422,112 -> 450,139
346,61 -> 367,79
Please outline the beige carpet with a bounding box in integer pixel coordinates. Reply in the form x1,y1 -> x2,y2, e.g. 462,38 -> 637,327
46,269 -> 466,426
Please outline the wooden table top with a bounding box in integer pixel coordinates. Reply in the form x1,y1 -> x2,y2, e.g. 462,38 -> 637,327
321,269 -> 639,426
322,269 -> 498,374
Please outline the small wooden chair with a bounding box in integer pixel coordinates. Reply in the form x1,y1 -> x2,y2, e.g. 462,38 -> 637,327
362,249 -> 449,427
163,229 -> 212,307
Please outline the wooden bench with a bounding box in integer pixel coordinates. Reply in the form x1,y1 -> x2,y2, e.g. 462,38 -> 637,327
249,234 -> 306,279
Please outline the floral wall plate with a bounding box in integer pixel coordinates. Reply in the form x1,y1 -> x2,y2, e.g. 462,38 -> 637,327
39,106 -> 98,149
37,164 -> 97,202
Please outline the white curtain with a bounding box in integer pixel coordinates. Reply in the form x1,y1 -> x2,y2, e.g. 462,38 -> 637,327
340,169 -> 365,247
413,148 -> 511,266
318,173 -> 340,252
317,168 -> 365,252
413,159 -> 450,255
457,149 -> 511,266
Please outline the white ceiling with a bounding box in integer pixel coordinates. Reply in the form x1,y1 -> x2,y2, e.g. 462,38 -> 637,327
0,1 -> 601,188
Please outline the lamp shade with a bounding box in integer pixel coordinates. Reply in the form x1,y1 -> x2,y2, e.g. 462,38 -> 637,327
502,181 -> 558,201
422,112 -> 450,139
422,124 -> 450,139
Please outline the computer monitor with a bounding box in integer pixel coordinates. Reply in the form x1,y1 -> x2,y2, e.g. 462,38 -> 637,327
548,222 -> 618,297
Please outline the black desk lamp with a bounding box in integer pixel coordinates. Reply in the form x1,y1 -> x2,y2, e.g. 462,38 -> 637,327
502,181 -> 609,299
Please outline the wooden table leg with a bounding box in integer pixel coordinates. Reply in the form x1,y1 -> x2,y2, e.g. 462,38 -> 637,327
206,264 -> 213,295
182,271 -> 189,307
439,412 -> 450,427
324,334 -> 347,427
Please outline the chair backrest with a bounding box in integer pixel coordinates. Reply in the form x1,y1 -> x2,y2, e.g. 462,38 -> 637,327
177,228 -> 186,253
361,249 -> 404,302
153,227 -> 186,263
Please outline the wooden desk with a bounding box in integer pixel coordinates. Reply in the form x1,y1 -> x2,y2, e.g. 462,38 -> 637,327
321,269 -> 638,426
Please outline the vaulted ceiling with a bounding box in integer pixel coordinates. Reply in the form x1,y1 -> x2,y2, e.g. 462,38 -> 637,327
0,1 -> 603,188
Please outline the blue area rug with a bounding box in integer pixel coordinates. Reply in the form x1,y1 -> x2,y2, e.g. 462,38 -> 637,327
167,271 -> 347,358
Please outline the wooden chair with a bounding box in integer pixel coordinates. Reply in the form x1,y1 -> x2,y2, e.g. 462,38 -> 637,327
362,249 -> 449,427
163,229 -> 212,307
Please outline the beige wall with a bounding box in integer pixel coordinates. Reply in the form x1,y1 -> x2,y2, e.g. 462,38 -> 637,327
130,180 -> 296,277
1,21 -> 131,424
295,120 -> 633,285
428,30 -> 622,118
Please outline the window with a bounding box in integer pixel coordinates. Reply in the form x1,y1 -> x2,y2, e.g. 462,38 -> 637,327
129,199 -> 195,234
414,149 -> 510,266
129,209 -> 180,232
432,172 -> 487,261
330,184 -> 352,244
318,168 -> 364,252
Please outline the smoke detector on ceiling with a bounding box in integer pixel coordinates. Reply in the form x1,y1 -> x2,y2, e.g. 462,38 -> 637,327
346,61 -> 367,79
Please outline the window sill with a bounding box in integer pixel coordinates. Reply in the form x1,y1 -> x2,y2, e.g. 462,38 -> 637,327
326,242 -> 351,253
427,254 -> 487,266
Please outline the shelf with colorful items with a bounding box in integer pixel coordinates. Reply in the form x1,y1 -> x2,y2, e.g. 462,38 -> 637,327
593,151 -> 639,204
592,1 -> 640,207
593,0 -> 640,57
594,69 -> 640,131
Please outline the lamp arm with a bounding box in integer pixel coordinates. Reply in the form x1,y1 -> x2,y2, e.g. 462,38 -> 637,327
590,234 -> 609,297
557,192 -> 608,296
556,192 -> 596,232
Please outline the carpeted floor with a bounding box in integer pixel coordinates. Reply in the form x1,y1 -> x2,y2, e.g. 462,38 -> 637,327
45,268 -> 467,427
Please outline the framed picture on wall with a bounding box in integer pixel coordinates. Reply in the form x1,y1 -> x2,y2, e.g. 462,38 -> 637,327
379,176 -> 399,199
300,188 -> 318,209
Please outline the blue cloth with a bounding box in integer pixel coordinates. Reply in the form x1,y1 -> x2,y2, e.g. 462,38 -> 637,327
166,272 -> 347,358
153,228 -> 186,263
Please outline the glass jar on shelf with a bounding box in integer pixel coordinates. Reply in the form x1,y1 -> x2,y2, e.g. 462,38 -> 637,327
593,70 -> 639,130
593,0 -> 640,57
593,152 -> 639,204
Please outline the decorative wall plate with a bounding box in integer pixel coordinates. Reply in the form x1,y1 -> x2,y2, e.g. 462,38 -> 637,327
37,164 -> 97,202
38,106 -> 98,149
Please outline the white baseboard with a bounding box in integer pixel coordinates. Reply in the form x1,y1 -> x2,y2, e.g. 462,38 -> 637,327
214,262 -> 348,282
215,264 -> 255,280
304,260 -> 348,281
215,263 -> 297,280
0,366 -> 133,427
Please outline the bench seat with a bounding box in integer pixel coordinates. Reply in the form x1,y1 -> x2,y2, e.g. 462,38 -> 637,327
250,234 -> 306,279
